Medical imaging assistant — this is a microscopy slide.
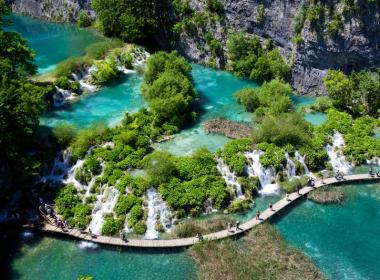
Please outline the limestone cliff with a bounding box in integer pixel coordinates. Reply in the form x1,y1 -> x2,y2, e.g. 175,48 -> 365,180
8,0 -> 380,95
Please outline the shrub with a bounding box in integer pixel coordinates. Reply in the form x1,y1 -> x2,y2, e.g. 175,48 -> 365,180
114,194 -> 142,216
85,39 -> 124,60
253,112 -> 313,148
238,176 -> 259,195
280,176 -> 308,193
133,221 -> 147,234
54,57 -> 90,78
102,216 -> 125,236
227,199 -> 252,213
52,122 -> 77,147
91,57 -> 120,85
206,0 -> 224,14
217,138 -> 252,175
128,205 -> 144,227
77,11 -> 93,28
142,151 -> 178,186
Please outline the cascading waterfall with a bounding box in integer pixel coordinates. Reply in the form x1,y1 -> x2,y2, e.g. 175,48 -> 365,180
216,158 -> 244,198
144,188 -> 172,240
326,132 -> 352,173
53,86 -> 75,107
245,150 -> 279,196
40,150 -> 72,183
285,153 -> 296,179
88,187 -> 119,235
295,151 -> 311,175
72,66 -> 98,92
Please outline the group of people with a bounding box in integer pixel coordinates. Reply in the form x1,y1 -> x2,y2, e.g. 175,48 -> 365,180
369,167 -> 380,178
38,198 -> 68,230
335,170 -> 346,181
227,220 -> 242,233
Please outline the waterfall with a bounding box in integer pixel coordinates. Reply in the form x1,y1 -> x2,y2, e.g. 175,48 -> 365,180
285,153 -> 296,179
216,158 -> 244,198
367,157 -> 380,166
131,49 -> 150,68
40,150 -> 72,183
245,150 -> 279,196
72,66 -> 98,92
144,188 -> 172,240
53,86 -> 75,107
295,151 -> 311,175
326,132 -> 352,173
88,187 -> 119,235
117,66 -> 136,74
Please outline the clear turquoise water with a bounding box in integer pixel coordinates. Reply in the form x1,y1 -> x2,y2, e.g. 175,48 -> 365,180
40,74 -> 146,128
275,182 -> 380,280
156,64 -> 255,155
11,234 -> 196,280
8,14 -> 105,74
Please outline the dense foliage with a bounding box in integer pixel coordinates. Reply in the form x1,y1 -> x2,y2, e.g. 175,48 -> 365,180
0,2 -> 52,205
235,79 -> 293,120
217,138 -> 252,175
324,69 -> 380,117
227,32 -> 290,82
141,51 -> 197,129
92,0 -> 163,42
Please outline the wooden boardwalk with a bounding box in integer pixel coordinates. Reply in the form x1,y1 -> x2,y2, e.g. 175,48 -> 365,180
26,173 -> 380,248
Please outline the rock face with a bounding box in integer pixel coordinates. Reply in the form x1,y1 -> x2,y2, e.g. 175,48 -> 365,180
9,0 -> 380,95
7,0 -> 93,22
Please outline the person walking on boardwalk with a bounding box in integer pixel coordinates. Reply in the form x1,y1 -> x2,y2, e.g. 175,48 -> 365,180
269,202 -> 274,211
235,220 -> 241,231
227,222 -> 233,233
256,210 -> 260,220
286,193 -> 291,201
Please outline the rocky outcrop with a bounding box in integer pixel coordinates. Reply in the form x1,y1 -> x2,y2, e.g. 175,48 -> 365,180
9,0 -> 380,96
7,0 -> 93,22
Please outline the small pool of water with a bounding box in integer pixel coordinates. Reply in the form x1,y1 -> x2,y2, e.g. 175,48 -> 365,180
11,234 -> 196,280
274,182 -> 380,280
8,14 -> 105,74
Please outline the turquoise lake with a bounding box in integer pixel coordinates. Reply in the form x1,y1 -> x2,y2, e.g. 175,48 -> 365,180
8,14 -> 380,280
7,14 -> 105,74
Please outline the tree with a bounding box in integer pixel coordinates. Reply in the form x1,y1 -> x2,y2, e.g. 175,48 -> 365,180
143,151 -> 178,186
0,9 -> 36,78
92,0 -> 162,42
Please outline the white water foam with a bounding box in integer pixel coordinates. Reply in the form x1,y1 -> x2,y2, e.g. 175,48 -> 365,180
88,187 -> 119,235
144,188 -> 172,240
285,152 -> 296,179
216,158 -> 244,198
326,132 -> 352,173
77,241 -> 98,250
245,150 -> 279,196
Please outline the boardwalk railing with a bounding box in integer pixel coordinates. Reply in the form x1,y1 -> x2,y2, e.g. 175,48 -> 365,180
25,174 -> 380,248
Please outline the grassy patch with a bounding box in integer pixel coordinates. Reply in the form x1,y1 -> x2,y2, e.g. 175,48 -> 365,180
190,223 -> 326,280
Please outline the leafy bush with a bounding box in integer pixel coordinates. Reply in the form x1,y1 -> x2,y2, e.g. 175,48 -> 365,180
280,176 -> 308,193
102,216 -> 125,236
52,122 -> 77,147
54,57 -> 90,78
175,148 -> 218,181
142,151 -> 178,186
249,50 -> 290,82
227,199 -> 252,213
159,176 -> 229,216
217,138 -> 252,175
128,204 -> 144,227
238,176 -> 259,195
77,11 -> 93,28
85,40 -> 124,60
114,194 -> 142,216
205,0 -> 224,14
55,184 -> 80,219
133,221 -> 147,234
253,113 -> 313,148
91,58 -> 120,85
54,76 -> 80,92
257,143 -> 286,170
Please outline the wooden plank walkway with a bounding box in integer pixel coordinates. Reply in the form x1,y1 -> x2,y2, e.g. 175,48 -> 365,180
26,173 -> 380,248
